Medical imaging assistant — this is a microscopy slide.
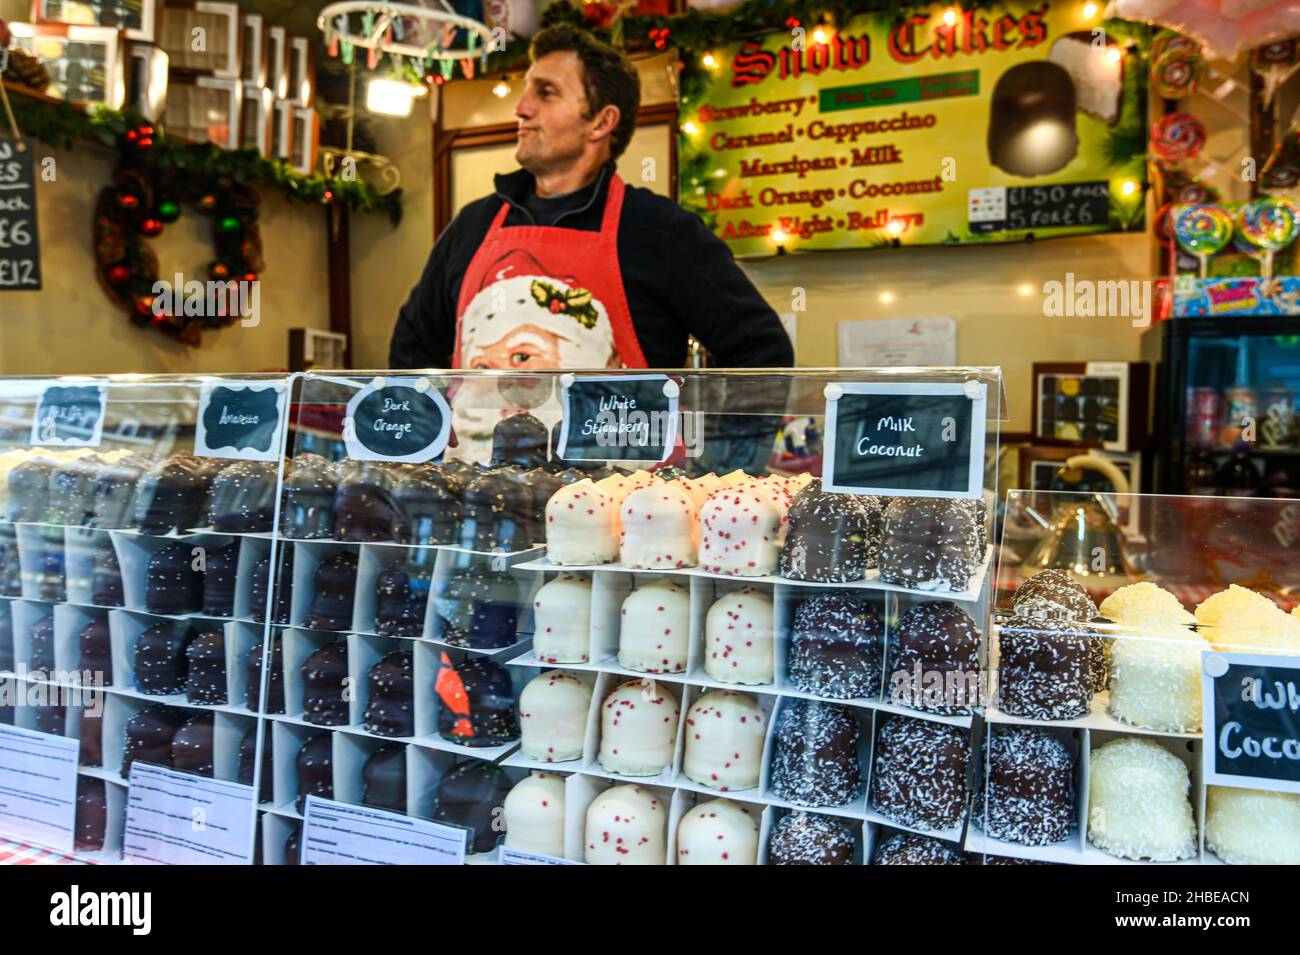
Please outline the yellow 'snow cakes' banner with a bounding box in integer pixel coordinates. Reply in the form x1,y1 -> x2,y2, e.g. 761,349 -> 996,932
676,2 -> 1149,256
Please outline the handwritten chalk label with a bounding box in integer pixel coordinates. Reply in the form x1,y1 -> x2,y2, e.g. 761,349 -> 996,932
0,137 -> 41,291
557,375 -> 678,463
1203,651 -> 1300,794
344,377 -> 451,463
31,384 -> 107,448
822,381 -> 986,498
194,381 -> 287,461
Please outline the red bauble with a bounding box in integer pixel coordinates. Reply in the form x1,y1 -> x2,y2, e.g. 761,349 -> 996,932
241,272 -> 257,283
209,262 -> 231,280
105,264 -> 131,286
134,294 -> 156,317
140,218 -> 163,237
117,193 -> 140,210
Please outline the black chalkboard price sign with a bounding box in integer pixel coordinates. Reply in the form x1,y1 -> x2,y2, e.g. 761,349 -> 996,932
30,384 -> 107,447
344,377 -> 451,463
1203,651 -> 1300,793
0,137 -> 41,290
195,382 -> 287,461
822,381 -> 987,498
557,374 -> 680,463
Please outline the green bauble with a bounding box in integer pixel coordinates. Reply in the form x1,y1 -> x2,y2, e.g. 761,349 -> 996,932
157,200 -> 181,223
217,216 -> 241,234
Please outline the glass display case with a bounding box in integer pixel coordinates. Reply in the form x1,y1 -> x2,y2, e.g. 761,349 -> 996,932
0,367 -> 1013,865
988,488 -> 1300,865
1153,315 -> 1300,497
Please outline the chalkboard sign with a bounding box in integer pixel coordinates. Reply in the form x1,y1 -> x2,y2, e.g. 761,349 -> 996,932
30,384 -> 106,447
0,137 -> 41,290
194,381 -> 288,461
969,181 -> 1109,235
557,374 -> 679,464
822,381 -> 987,499
344,377 -> 451,463
1203,651 -> 1300,794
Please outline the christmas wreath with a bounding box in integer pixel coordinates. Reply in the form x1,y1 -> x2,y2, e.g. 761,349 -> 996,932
8,93 -> 401,345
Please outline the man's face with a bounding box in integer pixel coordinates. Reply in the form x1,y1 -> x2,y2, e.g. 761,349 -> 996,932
515,51 -> 597,173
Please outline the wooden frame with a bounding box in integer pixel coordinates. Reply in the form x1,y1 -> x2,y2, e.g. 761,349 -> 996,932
33,0 -> 163,43
7,22 -> 126,108
432,101 -> 679,238
271,98 -> 294,160
266,26 -> 289,100
1031,360 -> 1151,453
125,39 -> 168,122
289,36 -> 315,108
240,13 -> 267,88
161,0 -> 240,77
164,74 -> 241,148
290,106 -> 320,175
240,83 -> 274,155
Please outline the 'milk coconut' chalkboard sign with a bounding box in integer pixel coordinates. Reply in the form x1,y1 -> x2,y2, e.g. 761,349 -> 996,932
822,381 -> 987,499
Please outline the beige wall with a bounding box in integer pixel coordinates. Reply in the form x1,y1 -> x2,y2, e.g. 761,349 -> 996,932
0,140 -> 333,375
741,230 -> 1155,431
349,108 -> 434,369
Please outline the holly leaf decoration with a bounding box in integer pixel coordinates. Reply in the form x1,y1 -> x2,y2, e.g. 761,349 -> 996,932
529,278 -> 600,329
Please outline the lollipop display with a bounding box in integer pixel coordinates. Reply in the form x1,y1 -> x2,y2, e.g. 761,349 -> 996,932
1234,197 -> 1300,281
1174,205 -> 1233,277
1150,31 -> 1205,101
1152,112 -> 1206,165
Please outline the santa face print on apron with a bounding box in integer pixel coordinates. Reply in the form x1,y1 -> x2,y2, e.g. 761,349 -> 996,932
450,173 -> 648,461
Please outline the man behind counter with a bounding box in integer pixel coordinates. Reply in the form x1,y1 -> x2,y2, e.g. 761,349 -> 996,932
388,23 -> 792,376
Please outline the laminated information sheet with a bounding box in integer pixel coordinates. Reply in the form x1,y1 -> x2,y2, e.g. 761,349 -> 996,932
123,763 -> 256,864
0,725 -> 79,853
302,796 -> 468,865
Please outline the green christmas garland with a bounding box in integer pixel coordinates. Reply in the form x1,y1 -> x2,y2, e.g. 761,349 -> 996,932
10,93 -> 402,344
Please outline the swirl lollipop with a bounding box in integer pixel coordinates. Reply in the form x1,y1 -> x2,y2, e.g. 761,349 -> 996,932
1151,48 -> 1205,101
1235,197 -> 1299,280
1174,204 -> 1233,277
1152,112 -> 1206,164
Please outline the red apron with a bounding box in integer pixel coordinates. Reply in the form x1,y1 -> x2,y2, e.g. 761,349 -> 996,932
453,173 -> 649,371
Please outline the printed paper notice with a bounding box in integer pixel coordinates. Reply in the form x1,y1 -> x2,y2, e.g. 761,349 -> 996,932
123,763 -> 256,864
499,847 -> 581,865
838,317 -> 957,367
0,725 -> 79,853
301,796 -> 468,865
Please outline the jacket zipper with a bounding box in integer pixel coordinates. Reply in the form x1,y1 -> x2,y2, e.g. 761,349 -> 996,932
494,164 -> 611,228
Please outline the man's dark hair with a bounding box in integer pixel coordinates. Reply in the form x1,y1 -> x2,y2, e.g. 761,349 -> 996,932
529,24 -> 640,160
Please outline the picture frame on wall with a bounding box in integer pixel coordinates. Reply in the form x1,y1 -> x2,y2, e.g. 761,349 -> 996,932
7,22 -> 126,108
33,0 -> 163,43
289,36 -> 315,108
271,98 -> 293,161
125,40 -> 168,122
240,83 -> 274,155
160,0 -> 240,76
164,75 -> 241,148
240,12 -> 267,88
1031,361 -> 1151,453
290,106 -> 319,175
267,25 -> 289,100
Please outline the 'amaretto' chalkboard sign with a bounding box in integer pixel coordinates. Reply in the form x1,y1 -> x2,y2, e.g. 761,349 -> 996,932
557,374 -> 679,464
0,137 -> 41,290
194,382 -> 288,461
1203,651 -> 1300,794
31,384 -> 106,447
344,377 -> 451,463
822,381 -> 987,499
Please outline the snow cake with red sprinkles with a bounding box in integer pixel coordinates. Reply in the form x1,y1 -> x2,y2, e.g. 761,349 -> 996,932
619,482 -> 699,569
584,784 -> 667,864
519,670 -> 592,762
531,573 -> 591,663
598,679 -> 680,776
545,480 -> 619,565
704,585 -> 775,684
504,771 -> 566,857
682,689 -> 767,791
698,481 -> 786,576
676,798 -> 759,865
618,578 -> 690,674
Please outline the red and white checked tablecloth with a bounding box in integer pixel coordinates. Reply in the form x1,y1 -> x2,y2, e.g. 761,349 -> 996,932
0,837 -> 87,865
